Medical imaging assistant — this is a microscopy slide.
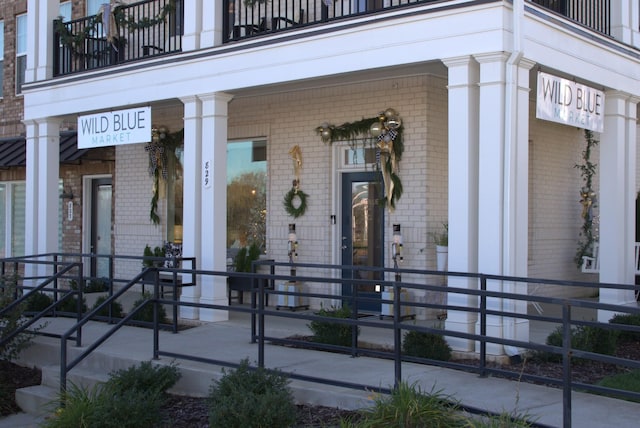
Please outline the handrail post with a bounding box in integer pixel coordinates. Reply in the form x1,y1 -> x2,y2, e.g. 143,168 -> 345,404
251,261 -> 257,343
172,268 -> 178,334
76,267 -> 83,346
153,269 -> 160,358
562,303 -> 572,428
393,280 -> 401,389
479,276 -> 487,377
258,271 -> 265,368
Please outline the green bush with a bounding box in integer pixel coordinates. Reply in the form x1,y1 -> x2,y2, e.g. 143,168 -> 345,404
348,381 -> 466,428
208,359 -> 296,428
307,304 -> 358,347
44,361 -> 180,428
91,296 -> 124,319
0,276 -> 45,361
609,313 -> 640,342
25,291 -> 53,313
57,293 -> 87,314
402,330 -> 452,361
131,293 -> 167,323
85,278 -> 109,293
542,324 -> 618,363
104,361 -> 180,397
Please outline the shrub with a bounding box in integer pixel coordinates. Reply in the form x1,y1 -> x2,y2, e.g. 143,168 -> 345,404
402,330 -> 452,361
0,276 -> 45,361
609,313 -> 640,342
91,296 -> 124,319
57,293 -> 87,314
542,324 -> 618,363
350,381 -> 466,427
131,293 -> 167,323
208,359 -> 296,428
307,304 -> 358,347
104,361 -> 181,397
44,361 -> 180,428
85,278 -> 109,293
25,291 -> 53,313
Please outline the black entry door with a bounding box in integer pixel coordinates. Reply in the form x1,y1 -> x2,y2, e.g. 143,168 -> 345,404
90,178 -> 112,279
341,171 -> 384,313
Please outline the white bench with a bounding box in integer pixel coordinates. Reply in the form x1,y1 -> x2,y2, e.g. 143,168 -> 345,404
581,242 -> 640,274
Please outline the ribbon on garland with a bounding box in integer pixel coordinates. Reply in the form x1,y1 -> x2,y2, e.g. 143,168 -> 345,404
289,145 -> 303,190
377,132 -> 398,210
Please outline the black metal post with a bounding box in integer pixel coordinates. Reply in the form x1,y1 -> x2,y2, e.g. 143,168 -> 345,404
562,303 -> 572,428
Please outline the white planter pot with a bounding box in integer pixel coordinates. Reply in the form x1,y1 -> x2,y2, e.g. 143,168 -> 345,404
436,245 -> 448,271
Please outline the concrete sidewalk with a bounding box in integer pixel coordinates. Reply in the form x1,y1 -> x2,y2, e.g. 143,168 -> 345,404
3,310 -> 640,428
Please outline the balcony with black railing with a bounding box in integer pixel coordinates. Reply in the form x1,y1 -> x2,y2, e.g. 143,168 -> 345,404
53,0 -> 183,76
52,0 -> 612,77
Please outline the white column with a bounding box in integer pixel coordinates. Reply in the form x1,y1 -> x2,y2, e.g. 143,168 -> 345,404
199,93 -> 233,322
24,119 -> 60,278
598,92 -> 638,320
442,56 -> 479,352
182,0 -> 202,50
26,0 -> 59,82
501,57 -> 534,354
201,0 -> 219,47
179,96 -> 203,319
610,0 -> 635,46
474,52 -> 530,356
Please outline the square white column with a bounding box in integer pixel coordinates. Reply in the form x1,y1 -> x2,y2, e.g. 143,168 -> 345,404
442,56 -> 479,352
198,93 -> 233,322
25,119 -> 60,279
179,96 -> 203,320
598,92 -> 638,320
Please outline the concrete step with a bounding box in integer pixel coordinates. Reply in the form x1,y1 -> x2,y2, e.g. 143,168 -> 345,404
40,364 -> 110,391
14,385 -> 57,417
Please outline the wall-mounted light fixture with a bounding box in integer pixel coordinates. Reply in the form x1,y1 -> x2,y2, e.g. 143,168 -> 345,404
60,188 -> 74,200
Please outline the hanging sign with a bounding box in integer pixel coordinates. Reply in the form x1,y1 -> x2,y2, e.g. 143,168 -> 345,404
78,107 -> 152,148
536,71 -> 604,133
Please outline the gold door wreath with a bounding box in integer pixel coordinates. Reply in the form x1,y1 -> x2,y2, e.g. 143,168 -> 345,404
283,145 -> 308,218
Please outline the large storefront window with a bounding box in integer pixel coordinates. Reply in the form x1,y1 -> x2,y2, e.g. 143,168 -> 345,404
167,146 -> 184,243
0,183 -> 26,257
227,140 -> 267,250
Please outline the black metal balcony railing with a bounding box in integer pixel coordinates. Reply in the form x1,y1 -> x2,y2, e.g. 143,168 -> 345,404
52,0 -> 612,77
53,0 -> 183,76
531,0 -> 610,35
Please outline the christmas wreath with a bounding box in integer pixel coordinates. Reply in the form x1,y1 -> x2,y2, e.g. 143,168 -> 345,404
283,187 -> 308,218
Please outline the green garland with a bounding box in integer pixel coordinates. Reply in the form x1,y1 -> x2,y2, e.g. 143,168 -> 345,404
574,129 -> 599,268
283,188 -> 308,218
147,128 -> 184,224
316,112 -> 404,210
54,1 -> 175,57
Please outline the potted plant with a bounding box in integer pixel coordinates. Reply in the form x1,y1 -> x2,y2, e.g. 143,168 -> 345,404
142,244 -> 165,268
430,223 -> 448,271
228,242 -> 262,304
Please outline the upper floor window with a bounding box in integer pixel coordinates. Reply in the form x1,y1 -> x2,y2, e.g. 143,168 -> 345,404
59,2 -> 72,22
0,21 -> 4,98
87,0 -> 104,16
15,14 -> 27,95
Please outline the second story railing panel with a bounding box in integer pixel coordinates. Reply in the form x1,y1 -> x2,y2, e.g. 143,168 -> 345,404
223,0 -> 440,42
530,0 -> 610,35
54,0 -> 183,76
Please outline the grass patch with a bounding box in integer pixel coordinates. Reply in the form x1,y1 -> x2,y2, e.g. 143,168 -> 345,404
596,369 -> 640,402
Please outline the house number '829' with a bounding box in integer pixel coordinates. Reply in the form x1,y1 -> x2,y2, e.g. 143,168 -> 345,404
203,160 -> 211,188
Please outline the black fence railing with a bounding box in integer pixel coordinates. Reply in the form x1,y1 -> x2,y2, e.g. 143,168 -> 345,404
530,0 -> 610,35
51,0 -> 613,76
3,254 -> 640,428
53,0 -> 183,76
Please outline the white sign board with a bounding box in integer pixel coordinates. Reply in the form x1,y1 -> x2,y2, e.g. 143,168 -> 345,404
536,71 -> 604,133
78,107 -> 152,148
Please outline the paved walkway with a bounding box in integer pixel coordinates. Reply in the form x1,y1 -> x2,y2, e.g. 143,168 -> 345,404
2,307 -> 640,428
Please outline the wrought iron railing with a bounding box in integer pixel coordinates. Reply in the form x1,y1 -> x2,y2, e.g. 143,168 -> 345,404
53,0 -> 183,76
51,0 -> 613,75
530,0 -> 610,35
